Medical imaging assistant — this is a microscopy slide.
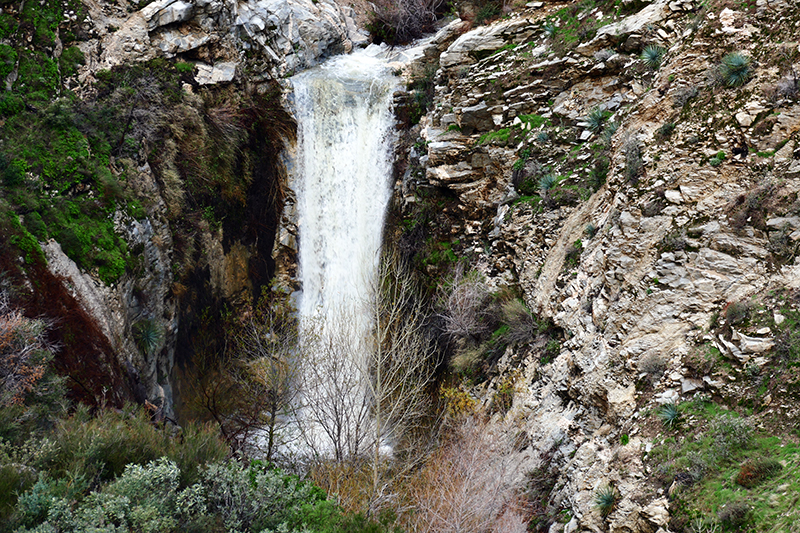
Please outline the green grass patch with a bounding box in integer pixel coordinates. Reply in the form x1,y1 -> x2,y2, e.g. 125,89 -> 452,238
478,128 -> 511,145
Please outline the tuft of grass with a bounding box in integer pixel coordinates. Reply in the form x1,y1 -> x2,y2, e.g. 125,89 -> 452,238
543,22 -> 558,38
594,484 -> 618,517
641,44 -> 666,69
719,52 -> 753,87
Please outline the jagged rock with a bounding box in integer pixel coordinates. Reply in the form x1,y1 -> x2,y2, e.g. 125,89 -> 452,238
195,61 -> 237,84
575,0 -> 672,55
458,101 -> 494,134
151,27 -> 212,56
141,0 -> 195,30
732,330 -> 775,354
440,18 -> 535,68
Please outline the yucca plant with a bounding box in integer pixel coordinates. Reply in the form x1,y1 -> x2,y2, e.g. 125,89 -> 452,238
543,22 -> 558,38
133,319 -> 163,357
536,131 -> 550,142
586,107 -> 611,133
658,402 -> 681,427
641,44 -> 666,69
538,173 -> 561,192
720,52 -> 752,87
594,484 -> 618,517
602,121 -> 619,143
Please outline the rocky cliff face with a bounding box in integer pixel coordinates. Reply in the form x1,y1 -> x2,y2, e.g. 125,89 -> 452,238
0,0 -> 365,417
397,0 -> 800,530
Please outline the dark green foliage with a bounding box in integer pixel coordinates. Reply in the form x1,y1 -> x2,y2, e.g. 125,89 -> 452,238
594,484 -> 618,517
720,52 -> 753,87
709,150 -> 726,167
624,138 -> 643,183
564,239 -> 582,267
641,44 -> 666,69
0,44 -> 17,81
589,157 -> 609,190
655,122 -> 675,141
59,46 -> 85,78
175,61 -> 194,73
475,1 -> 502,24
717,500 -> 751,530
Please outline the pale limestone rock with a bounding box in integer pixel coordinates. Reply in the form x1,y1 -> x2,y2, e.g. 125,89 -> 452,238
440,19 -> 535,68
576,0 -> 671,55
194,61 -> 237,84
141,0 -> 194,30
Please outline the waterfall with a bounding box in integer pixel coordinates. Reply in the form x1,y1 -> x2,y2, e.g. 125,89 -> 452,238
289,47 -> 399,458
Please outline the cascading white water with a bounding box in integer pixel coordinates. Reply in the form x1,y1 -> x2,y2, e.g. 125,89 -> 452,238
289,47 -> 399,457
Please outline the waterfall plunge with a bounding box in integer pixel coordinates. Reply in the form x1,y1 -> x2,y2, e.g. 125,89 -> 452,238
289,48 -> 399,458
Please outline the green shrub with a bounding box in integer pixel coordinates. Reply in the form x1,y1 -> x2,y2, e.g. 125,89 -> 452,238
58,46 -> 85,78
624,138 -> 643,183
724,300 -> 750,325
500,299 -> 538,345
709,150 -> 726,167
175,61 -> 194,73
709,416 -> 753,459
641,44 -> 666,69
720,52 -> 753,87
478,128 -> 511,145
601,121 -> 618,144
656,122 -> 675,141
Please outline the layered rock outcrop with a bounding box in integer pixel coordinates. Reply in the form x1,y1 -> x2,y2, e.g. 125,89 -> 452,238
399,0 -> 800,529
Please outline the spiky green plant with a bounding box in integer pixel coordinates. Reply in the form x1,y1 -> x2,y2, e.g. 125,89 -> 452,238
133,319 -> 163,357
594,484 -> 618,517
601,121 -> 619,143
658,402 -> 680,427
585,222 -> 598,239
719,52 -> 752,87
586,108 -> 610,133
538,173 -> 561,192
641,44 -> 666,69
536,131 -> 549,142
543,22 -> 558,38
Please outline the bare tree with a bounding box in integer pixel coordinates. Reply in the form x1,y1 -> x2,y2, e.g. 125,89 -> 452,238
294,251 -> 440,511
233,313 -> 301,462
365,251 -> 440,507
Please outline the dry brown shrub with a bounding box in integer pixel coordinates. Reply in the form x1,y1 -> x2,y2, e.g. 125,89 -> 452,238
401,417 -> 524,533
